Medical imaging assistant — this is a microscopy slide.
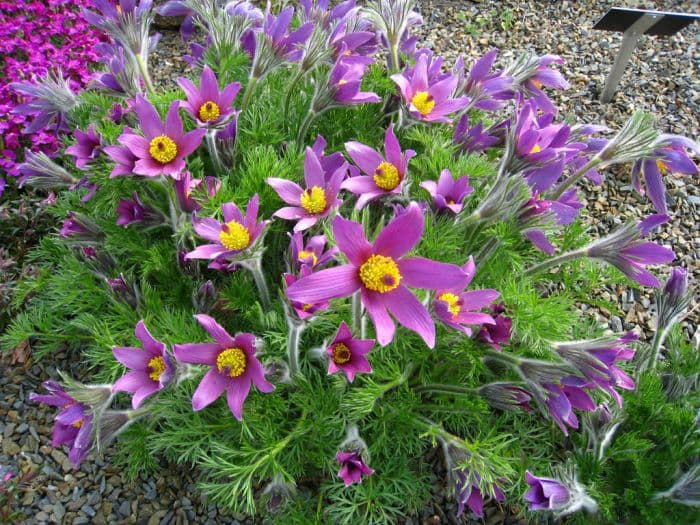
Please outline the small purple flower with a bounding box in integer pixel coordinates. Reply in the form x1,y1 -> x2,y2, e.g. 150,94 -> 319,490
327,54 -> 381,106
510,53 -> 570,114
336,450 -> 374,486
476,302 -> 512,350
173,314 -> 274,420
310,134 -> 348,179
664,267 -> 689,301
112,320 -> 175,408
543,377 -> 596,435
289,232 -> 338,270
107,273 -> 139,310
177,65 -> 240,127
420,169 -> 473,214
455,470 -> 505,518
29,381 -> 94,467
115,95 -> 206,178
109,103 -> 127,124
453,114 -> 500,154
283,267 -> 329,319
116,192 -> 162,227
456,49 -> 513,112
65,125 -> 103,169
342,124 -> 416,209
327,321 -> 373,382
268,147 -> 347,232
524,471 -> 571,511
104,128 -> 139,177
478,382 -> 533,412
60,212 -> 102,241
256,6 -> 314,63
174,171 -> 221,213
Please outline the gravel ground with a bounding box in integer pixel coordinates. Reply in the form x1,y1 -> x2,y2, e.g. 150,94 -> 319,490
3,1 -> 699,523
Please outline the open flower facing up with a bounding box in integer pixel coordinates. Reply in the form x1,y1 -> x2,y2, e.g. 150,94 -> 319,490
29,381 -> 94,467
177,65 -> 240,127
186,194 -> 268,264
112,320 -> 175,408
336,450 -> 374,486
268,147 -> 347,232
326,321 -> 373,382
287,203 -> 468,347
420,169 -> 473,214
391,53 -> 469,123
66,124 -> 103,169
342,125 -> 416,209
173,314 -> 274,420
115,95 -> 205,178
289,232 -> 338,271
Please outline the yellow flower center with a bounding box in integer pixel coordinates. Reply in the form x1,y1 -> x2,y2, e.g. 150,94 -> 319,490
532,79 -> 543,89
149,135 -> 178,164
337,79 -> 348,85
300,186 -> 327,215
219,221 -> 251,251
72,419 -> 84,429
656,159 -> 669,174
530,144 -> 542,154
198,101 -> 221,122
373,161 -> 400,191
298,250 -> 318,266
359,254 -> 401,293
411,91 -> 435,116
116,5 -> 122,14
148,356 -> 166,382
216,347 -> 247,378
332,342 -> 352,365
302,303 -> 313,311
438,292 -> 461,317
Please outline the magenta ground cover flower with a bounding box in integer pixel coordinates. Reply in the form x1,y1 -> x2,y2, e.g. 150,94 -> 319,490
66,124 -> 103,169
524,471 -> 571,511
336,450 -> 374,486
173,314 -> 274,420
342,125 -> 416,209
268,147 -> 347,231
178,65 -> 240,127
289,232 -> 338,270
326,321 -> 373,381
112,320 -> 175,408
420,169 -> 473,214
286,202 -> 468,347
116,95 -> 205,178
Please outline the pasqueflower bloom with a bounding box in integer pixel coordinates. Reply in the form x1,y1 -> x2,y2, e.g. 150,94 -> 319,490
505,53 -> 569,114
186,194 -> 268,262
16,150 -> 77,191
283,267 -> 329,319
104,132 -> 139,177
173,314 -> 274,420
517,190 -> 583,254
543,377 -> 596,435
327,54 -> 381,105
116,192 -> 162,227
107,273 -> 139,309
478,382 -> 533,412
289,232 -> 338,270
286,203 -> 468,347
476,302 -> 512,350
457,49 -> 513,112
268,147 -> 347,232
342,125 -> 415,209
116,95 -> 205,178
524,472 -> 571,511
66,124 -> 102,169
326,321 -> 373,381
10,71 -> 77,134
336,450 -> 374,486
254,6 -> 314,64
174,171 -> 220,213
112,320 -> 175,408
60,212 -> 103,242
310,134 -> 348,178
29,381 -> 94,467
391,53 -> 469,123
455,470 -> 505,518
453,115 -> 500,154
420,169 -> 473,214
177,65 -> 240,127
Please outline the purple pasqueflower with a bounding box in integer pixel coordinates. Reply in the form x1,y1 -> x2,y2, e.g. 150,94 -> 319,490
327,321 -> 373,382
116,192 -> 163,227
65,125 -> 103,169
328,54 -> 381,106
107,273 -> 140,310
29,381 -> 93,467
173,314 -> 274,420
60,212 -> 102,241
286,203 -> 468,348
336,449 -> 374,486
453,114 -> 500,154
476,302 -> 512,350
433,257 -> 498,335
259,6 -> 314,63
391,53 -> 468,122
518,190 -> 583,255
157,1 -> 196,40
342,124 -> 416,209
631,134 -> 699,214
663,267 -> 689,302
455,470 -> 505,518
524,471 -> 571,511
506,53 -> 569,114
420,169 -> 473,214
177,65 -> 240,127
478,382 -> 533,412
104,127 -> 139,177
289,232 -> 338,270
284,267 -> 330,319
268,147 -> 347,232
115,95 -> 206,178
186,194 -> 268,262
174,171 -> 221,213
456,49 -> 513,112
543,377 -> 596,435
112,320 -> 175,408
10,72 -> 77,134
310,134 -> 350,179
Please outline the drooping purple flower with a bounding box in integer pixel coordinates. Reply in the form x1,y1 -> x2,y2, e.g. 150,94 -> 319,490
115,95 -> 206,178
173,314 -> 274,420
16,150 -> 77,191
283,267 -> 330,320
476,302 -> 512,350
420,169 -> 473,214
543,377 -> 596,435
92,43 -> 142,97
289,232 -> 338,271
391,53 -> 469,122
65,125 -> 103,170
116,192 -> 163,227
505,53 -> 569,114
342,125 -> 416,209
455,470 -> 505,518
336,450 -> 374,486
29,381 -> 94,467
177,65 -> 240,127
10,72 -> 77,134
326,321 -> 373,382
453,114 -> 500,154
268,147 -> 347,232
107,273 -> 140,310
478,382 -> 533,412
174,171 -> 221,213
524,472 -> 571,511
286,203 -> 468,348
60,212 -> 103,242
112,320 -> 175,408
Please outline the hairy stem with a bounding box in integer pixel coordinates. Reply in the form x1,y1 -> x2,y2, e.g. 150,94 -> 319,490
549,157 -> 603,200
241,257 -> 271,309
135,53 -> 155,96
523,247 -> 588,277
286,320 -> 305,378
240,76 -> 259,114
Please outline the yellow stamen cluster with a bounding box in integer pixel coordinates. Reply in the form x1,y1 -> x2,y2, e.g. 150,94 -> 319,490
300,186 -> 327,215
656,159 -> 669,174
373,161 -> 400,191
530,144 -> 542,154
332,342 -> 352,365
216,347 -> 247,378
337,79 -> 348,86
438,292 -> 461,317
298,250 -> 318,266
149,135 -> 178,164
219,221 -> 251,251
531,79 -> 543,89
148,356 -> 166,382
73,419 -> 84,429
198,101 -> 221,122
359,254 -> 401,293
411,91 -> 435,116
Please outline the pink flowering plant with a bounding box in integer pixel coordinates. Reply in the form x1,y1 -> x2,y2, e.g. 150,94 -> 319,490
4,1 -> 700,523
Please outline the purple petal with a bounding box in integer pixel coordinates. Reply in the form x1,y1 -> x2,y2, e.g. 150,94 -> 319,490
398,258 -> 468,290
194,314 -> 236,347
132,382 -> 161,408
286,264 -> 360,303
267,178 -> 303,205
373,202 -> 424,258
362,289 -> 395,346
113,370 -> 152,394
192,369 -> 228,410
333,215 -> 372,266
112,346 -> 151,370
384,286 -> 435,348
345,141 -> 383,176
173,342 -> 221,365
226,378 -> 251,420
